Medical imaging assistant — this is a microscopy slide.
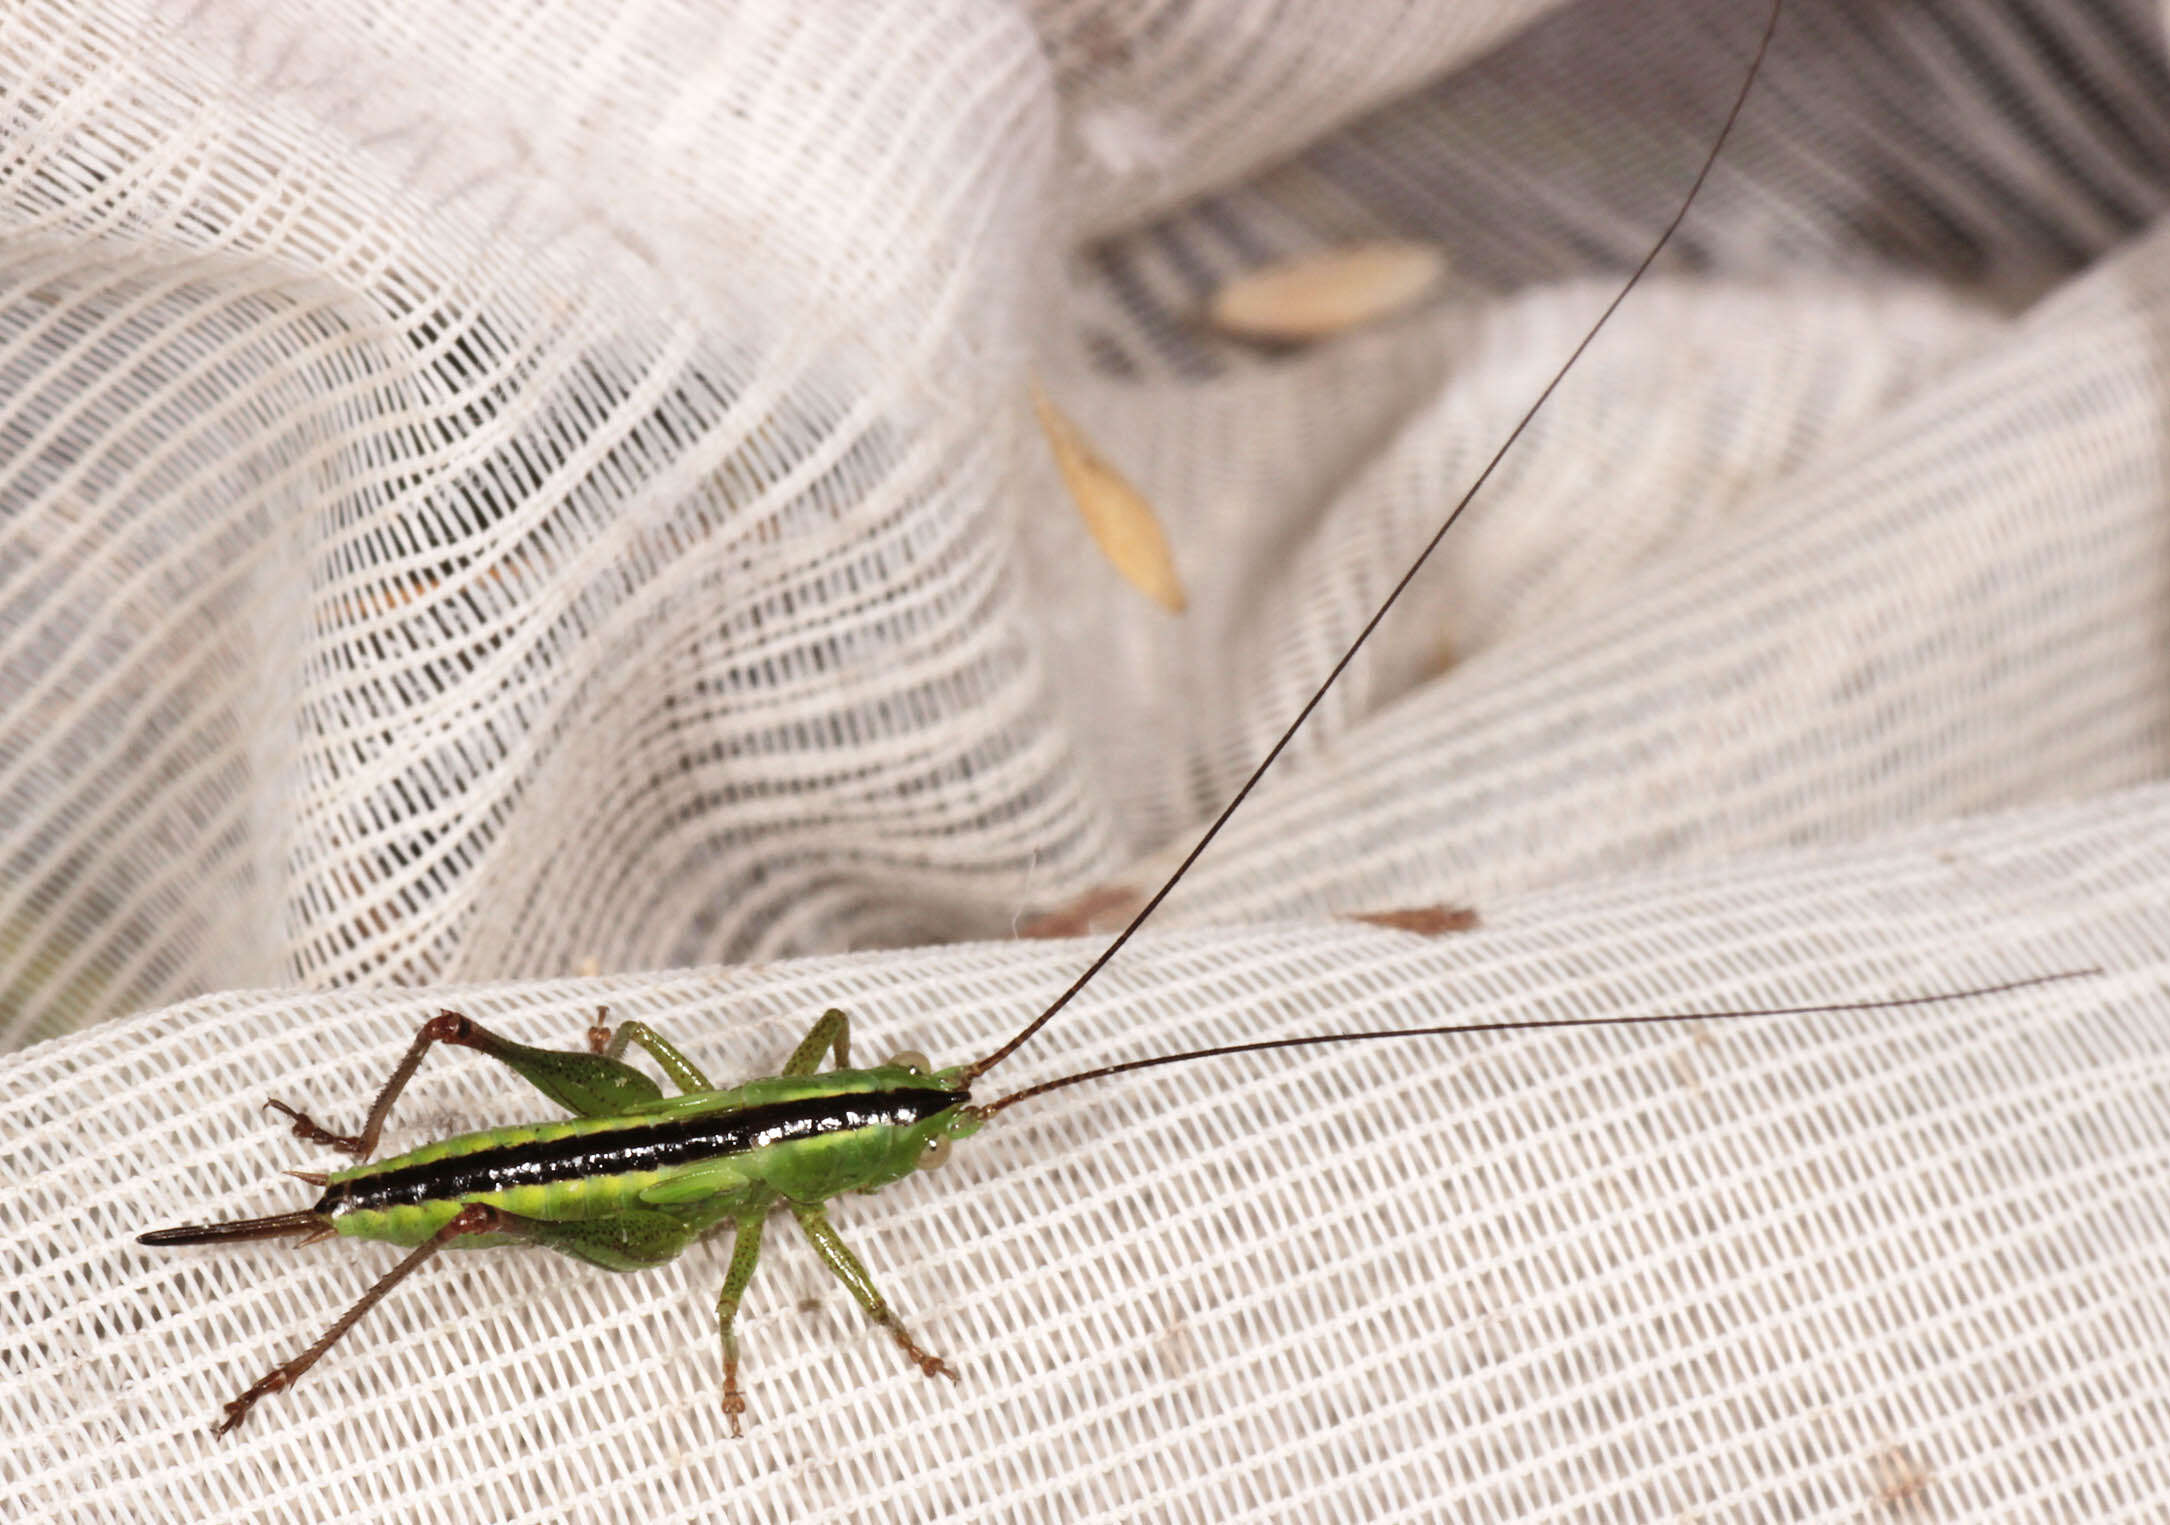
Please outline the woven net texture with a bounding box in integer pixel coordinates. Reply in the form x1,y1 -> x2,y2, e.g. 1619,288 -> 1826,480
7,0 -> 2170,1519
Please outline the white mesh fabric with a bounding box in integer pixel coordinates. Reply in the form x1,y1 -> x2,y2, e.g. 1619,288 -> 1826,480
7,791 -> 2169,1519
7,0 -> 2170,1517
7,0 -> 2170,1036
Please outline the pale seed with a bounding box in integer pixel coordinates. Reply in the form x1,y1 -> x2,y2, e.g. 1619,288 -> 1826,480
1030,381 -> 1187,613
1209,240 -> 1446,341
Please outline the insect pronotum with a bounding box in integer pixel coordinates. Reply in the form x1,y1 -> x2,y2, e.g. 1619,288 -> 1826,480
137,0 -> 2097,1440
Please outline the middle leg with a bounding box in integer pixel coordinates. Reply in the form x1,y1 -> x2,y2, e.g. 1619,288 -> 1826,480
586,1006 -> 715,1093
713,1188 -> 778,1438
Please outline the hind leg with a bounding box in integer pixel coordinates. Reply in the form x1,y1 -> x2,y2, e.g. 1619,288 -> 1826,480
271,1010 -> 666,1160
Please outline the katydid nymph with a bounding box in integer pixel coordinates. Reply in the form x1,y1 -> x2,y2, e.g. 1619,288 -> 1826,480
135,0 -> 2095,1440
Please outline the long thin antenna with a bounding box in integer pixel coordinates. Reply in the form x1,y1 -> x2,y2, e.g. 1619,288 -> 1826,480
972,969 -> 2099,1118
967,1 -> 1786,1082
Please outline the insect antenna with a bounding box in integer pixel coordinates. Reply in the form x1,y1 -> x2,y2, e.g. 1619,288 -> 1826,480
972,969 -> 2101,1119
963,0 -> 1786,1084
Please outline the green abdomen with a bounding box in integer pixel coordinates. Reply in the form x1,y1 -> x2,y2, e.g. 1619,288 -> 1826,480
317,1083 -> 958,1246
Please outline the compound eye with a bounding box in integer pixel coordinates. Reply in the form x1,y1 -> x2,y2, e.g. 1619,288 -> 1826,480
921,1133 -> 953,1169
886,1049 -> 931,1075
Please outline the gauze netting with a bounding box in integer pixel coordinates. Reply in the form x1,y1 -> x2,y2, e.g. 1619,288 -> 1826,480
6,0 -> 2170,1519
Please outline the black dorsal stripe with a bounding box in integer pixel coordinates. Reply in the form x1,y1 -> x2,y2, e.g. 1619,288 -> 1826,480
323,1088 -> 958,1213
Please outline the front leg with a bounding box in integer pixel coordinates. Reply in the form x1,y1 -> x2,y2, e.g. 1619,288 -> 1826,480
789,1202 -> 957,1383
784,1008 -> 851,1076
